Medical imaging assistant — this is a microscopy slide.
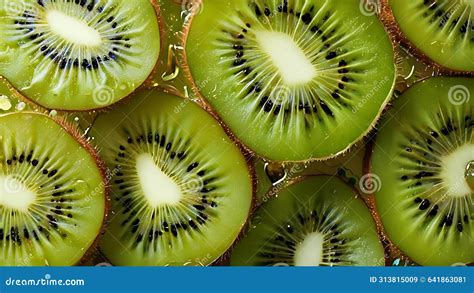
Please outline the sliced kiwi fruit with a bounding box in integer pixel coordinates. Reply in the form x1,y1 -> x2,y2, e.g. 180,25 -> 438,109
89,90 -> 253,266
386,0 -> 474,72
0,113 -> 106,266
0,0 -> 161,110
371,77 -> 473,266
231,176 -> 384,266
182,0 -> 395,161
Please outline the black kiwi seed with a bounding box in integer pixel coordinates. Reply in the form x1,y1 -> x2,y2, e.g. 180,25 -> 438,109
442,214 -> 453,227
326,51 -> 337,60
136,234 -> 143,243
189,219 -> 198,229
428,205 -> 438,217
456,222 -> 463,232
419,199 -> 430,210
23,229 -> 29,239
187,162 -> 199,172
171,225 -> 177,237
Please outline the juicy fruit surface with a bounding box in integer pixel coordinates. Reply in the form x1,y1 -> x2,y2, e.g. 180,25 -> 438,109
372,77 -> 474,266
230,176 -> 384,266
90,90 -> 253,266
390,0 -> 474,71
0,0 -> 160,110
185,0 -> 395,161
0,113 -> 106,266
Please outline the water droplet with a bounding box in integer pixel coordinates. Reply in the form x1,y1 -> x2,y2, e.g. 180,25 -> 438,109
162,44 -> 180,81
392,258 -> 400,266
264,162 -> 286,186
250,215 -> 262,228
95,262 -> 112,267
16,102 -> 26,111
465,161 -> 474,190
74,117 -> 80,122
273,262 -> 290,267
75,180 -> 90,194
0,95 -> 12,111
49,110 -> 58,117
183,86 -> 189,99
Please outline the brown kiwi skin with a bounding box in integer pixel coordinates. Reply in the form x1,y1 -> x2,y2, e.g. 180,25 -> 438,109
362,135 -> 415,266
0,112 -> 110,266
380,0 -> 474,76
214,161 -> 258,266
54,115 -> 110,266
2,0 -> 164,113
178,0 -> 397,164
359,75 -> 434,265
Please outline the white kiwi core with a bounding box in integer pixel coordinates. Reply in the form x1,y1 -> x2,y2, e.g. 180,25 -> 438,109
440,144 -> 474,197
255,31 -> 316,85
0,175 -> 36,212
293,231 -> 325,266
47,10 -> 102,47
136,153 -> 182,207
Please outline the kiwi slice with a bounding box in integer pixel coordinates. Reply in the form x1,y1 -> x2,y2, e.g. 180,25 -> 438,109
0,0 -> 161,110
371,77 -> 473,266
231,176 -> 384,266
387,0 -> 474,72
0,113 -> 106,266
89,90 -> 253,266
182,0 -> 395,161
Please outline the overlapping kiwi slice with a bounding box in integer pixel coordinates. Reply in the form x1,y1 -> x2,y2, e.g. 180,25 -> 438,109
0,0 -> 161,110
182,0 -> 395,161
0,113 -> 106,266
231,176 -> 384,266
386,0 -> 474,72
371,77 -> 473,266
90,90 -> 253,266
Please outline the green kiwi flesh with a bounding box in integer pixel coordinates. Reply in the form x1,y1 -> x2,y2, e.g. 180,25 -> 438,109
230,176 -> 384,266
0,113 -> 106,266
90,90 -> 253,266
184,0 -> 395,161
389,0 -> 474,72
372,77 -> 474,266
0,0 -> 161,110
